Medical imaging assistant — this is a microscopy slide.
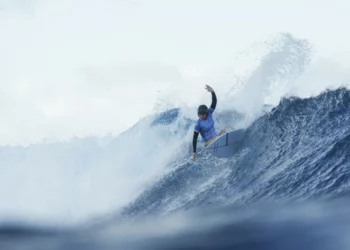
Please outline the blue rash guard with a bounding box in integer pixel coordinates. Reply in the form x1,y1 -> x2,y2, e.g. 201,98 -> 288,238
192,92 -> 217,153
194,108 -> 216,141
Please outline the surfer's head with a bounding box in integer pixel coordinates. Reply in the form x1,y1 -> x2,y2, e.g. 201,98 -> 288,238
197,105 -> 208,120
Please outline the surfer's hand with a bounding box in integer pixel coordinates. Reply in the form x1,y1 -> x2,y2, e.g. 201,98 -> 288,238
191,152 -> 196,160
205,85 -> 214,93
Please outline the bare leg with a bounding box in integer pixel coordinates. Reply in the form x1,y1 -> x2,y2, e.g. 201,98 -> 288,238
204,129 -> 228,147
217,128 -> 227,136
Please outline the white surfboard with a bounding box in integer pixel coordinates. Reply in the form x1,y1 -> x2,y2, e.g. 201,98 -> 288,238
205,129 -> 246,158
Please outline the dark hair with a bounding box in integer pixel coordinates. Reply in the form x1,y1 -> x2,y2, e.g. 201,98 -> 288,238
197,105 -> 208,115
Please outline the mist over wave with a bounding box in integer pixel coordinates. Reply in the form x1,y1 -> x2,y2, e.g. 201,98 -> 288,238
2,33 -> 350,249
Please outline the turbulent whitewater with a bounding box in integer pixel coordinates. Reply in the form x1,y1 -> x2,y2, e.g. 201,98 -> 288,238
1,34 -> 350,250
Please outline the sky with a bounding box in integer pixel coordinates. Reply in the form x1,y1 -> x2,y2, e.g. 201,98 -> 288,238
1,0 -> 350,145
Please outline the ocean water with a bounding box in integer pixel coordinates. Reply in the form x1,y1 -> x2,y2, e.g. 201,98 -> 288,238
1,34 -> 350,250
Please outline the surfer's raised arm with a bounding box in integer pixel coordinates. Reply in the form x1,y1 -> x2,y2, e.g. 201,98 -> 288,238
207,85 -> 217,110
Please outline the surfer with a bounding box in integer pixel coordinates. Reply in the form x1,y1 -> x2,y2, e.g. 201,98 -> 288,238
191,85 -> 225,160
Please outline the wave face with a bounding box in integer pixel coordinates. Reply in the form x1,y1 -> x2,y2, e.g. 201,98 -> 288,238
121,88 -> 350,217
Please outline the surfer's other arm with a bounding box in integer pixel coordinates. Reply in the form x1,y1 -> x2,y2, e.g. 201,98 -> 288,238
191,131 -> 199,160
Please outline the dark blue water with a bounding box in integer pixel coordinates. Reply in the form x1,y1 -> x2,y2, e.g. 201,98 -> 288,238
122,88 -> 350,216
2,88 -> 350,250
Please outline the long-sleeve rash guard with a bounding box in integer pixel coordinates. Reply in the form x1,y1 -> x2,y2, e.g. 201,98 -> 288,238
193,92 -> 217,153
